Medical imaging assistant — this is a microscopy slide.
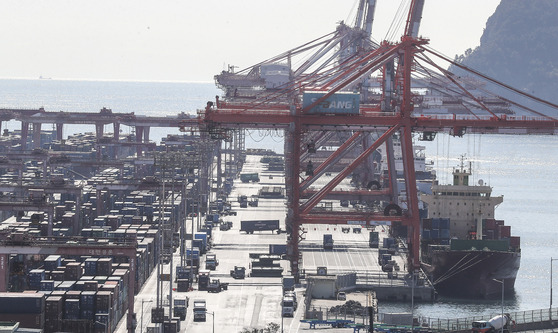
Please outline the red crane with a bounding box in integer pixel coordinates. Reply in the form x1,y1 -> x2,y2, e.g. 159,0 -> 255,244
196,0 -> 558,280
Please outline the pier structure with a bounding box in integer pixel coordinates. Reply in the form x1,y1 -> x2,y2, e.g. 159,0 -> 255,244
0,107 -> 200,158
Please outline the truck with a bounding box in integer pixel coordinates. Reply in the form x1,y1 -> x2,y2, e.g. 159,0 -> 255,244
194,232 -> 208,253
186,248 -> 200,267
281,296 -> 297,317
173,297 -> 188,321
220,221 -> 233,231
205,254 -> 218,270
284,290 -> 297,306
239,195 -> 248,208
282,276 -> 295,291
240,172 -> 260,183
230,266 -> 246,279
248,195 -> 259,207
369,231 -> 379,248
192,299 -> 206,322
207,279 -> 229,293
472,314 -> 513,333
323,234 -> 334,250
241,220 -> 280,234
198,270 -> 210,290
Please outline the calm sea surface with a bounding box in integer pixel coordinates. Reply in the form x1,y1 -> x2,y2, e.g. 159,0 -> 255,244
0,79 -> 557,320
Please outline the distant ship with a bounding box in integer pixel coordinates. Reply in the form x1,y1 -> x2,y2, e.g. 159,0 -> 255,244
39,75 -> 52,80
419,158 -> 521,298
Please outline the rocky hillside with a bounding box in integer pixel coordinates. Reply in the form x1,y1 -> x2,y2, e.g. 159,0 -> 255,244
451,0 -> 558,104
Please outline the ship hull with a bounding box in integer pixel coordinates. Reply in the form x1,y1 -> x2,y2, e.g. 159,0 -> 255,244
422,250 -> 521,298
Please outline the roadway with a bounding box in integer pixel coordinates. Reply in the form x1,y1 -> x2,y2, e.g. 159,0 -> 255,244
114,154 -> 293,332
115,154 -> 398,332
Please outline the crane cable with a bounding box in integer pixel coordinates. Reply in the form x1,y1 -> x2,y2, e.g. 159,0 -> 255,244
384,0 -> 412,42
433,252 -> 491,285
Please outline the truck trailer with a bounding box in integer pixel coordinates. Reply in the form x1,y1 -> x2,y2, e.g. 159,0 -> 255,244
240,220 -> 280,234
240,173 -> 260,183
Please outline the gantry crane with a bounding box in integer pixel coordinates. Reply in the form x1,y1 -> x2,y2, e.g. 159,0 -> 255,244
193,0 -> 558,280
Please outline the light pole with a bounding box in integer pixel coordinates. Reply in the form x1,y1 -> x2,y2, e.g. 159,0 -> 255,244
281,304 -> 284,333
141,299 -> 153,333
493,279 -> 504,333
551,258 -> 558,321
206,310 -> 215,333
411,271 -> 415,329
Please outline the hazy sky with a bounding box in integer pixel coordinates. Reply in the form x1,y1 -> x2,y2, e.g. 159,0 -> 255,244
0,0 -> 500,82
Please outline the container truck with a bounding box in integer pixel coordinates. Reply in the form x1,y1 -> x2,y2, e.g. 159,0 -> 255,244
240,173 -> 260,183
194,232 -> 208,253
369,231 -> 379,248
230,266 -> 246,279
239,195 -> 248,208
323,234 -> 334,250
198,270 -> 210,290
219,221 -> 233,231
193,299 -> 207,322
281,296 -> 297,317
240,220 -> 280,234
248,195 -> 259,207
173,296 -> 188,320
207,279 -> 229,293
472,314 -> 513,333
205,254 -> 218,270
282,276 -> 295,291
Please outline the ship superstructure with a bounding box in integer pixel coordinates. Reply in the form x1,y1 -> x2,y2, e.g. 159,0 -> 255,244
421,159 -> 502,239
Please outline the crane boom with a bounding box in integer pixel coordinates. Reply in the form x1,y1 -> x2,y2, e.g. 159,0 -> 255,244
405,0 -> 425,37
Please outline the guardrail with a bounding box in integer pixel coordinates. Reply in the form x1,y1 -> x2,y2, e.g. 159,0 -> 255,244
422,307 -> 558,332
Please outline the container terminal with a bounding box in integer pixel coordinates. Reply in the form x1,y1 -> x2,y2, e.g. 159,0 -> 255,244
2,0 -> 558,332
0,120 -> 432,333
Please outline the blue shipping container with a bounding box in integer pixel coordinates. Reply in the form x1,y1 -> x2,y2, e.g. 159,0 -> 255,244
422,229 -> 431,240
269,244 -> 287,255
65,299 -> 80,319
0,293 -> 44,314
439,218 -> 450,230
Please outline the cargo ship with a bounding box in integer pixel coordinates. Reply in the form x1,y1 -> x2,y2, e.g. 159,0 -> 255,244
419,158 -> 521,298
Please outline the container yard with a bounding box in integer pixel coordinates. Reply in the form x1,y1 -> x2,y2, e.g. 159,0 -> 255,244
0,124 -> 432,332
3,0 -> 558,332
0,123 -> 246,332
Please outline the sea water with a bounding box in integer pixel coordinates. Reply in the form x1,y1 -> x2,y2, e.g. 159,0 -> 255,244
0,78 -> 557,320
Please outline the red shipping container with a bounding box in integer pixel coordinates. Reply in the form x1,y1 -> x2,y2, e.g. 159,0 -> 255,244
510,236 -> 521,248
0,313 -> 43,329
498,225 -> 511,238
422,218 -> 432,230
484,219 -> 496,230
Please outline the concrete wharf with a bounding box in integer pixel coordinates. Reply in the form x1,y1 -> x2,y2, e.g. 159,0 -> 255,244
114,154 -> 435,332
